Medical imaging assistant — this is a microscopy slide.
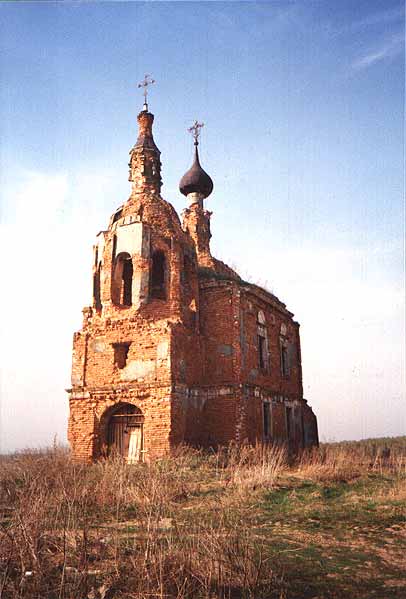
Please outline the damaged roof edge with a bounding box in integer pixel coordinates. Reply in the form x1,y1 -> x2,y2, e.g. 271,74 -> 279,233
198,269 -> 294,318
241,282 -> 294,318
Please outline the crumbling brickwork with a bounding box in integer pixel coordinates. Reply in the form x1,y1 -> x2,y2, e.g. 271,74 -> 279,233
68,106 -> 318,462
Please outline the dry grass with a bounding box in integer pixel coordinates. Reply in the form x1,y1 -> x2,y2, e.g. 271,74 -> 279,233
0,438 -> 405,598
224,443 -> 286,493
296,438 -> 406,482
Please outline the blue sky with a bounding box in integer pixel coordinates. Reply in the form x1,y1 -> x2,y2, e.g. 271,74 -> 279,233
0,1 -> 404,450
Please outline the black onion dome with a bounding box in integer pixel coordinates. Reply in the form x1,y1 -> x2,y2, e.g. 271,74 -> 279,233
179,145 -> 213,199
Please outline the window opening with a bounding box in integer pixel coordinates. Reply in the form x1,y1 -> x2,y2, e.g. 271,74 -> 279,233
258,334 -> 266,370
281,345 -> 289,377
257,311 -> 268,372
113,342 -> 130,369
263,402 -> 271,439
150,251 -> 166,299
122,258 -> 133,305
257,310 -> 266,325
112,252 -> 133,307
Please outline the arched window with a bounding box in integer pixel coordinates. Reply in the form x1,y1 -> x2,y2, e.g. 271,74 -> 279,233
122,259 -> 133,305
150,250 -> 166,300
280,343 -> 290,377
112,252 -> 133,307
279,323 -> 291,377
257,310 -> 269,372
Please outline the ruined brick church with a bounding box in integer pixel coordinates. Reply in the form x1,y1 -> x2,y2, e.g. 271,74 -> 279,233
68,90 -> 318,462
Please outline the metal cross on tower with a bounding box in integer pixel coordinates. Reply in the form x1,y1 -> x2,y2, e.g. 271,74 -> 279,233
138,74 -> 155,111
188,120 -> 204,145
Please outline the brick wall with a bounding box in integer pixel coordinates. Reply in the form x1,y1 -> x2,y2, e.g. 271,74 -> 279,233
199,282 -> 237,384
68,384 -> 173,461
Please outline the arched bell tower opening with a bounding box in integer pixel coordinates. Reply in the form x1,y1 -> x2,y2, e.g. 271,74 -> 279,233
150,250 -> 167,299
106,403 -> 144,463
112,252 -> 133,307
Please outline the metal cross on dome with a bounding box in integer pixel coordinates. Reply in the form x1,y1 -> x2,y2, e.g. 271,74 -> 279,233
188,120 -> 204,145
138,74 -> 155,110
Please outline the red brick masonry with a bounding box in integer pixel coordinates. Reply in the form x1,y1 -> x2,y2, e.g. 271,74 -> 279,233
68,109 -> 318,461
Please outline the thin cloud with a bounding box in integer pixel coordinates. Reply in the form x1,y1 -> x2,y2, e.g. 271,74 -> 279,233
352,6 -> 404,30
326,5 -> 405,38
352,32 -> 404,71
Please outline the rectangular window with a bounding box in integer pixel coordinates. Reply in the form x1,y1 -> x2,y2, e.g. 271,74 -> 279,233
258,334 -> 266,370
281,345 -> 289,377
113,342 -> 130,369
263,402 -> 271,439
150,251 -> 166,300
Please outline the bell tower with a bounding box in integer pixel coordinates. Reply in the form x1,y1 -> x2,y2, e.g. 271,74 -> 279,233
128,109 -> 162,196
68,79 -> 204,463
128,75 -> 162,196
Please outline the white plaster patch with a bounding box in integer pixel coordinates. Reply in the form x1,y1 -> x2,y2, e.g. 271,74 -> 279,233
116,222 -> 144,256
121,359 -> 155,382
219,387 -> 231,396
157,340 -> 169,360
71,373 -> 83,386
92,339 -> 106,353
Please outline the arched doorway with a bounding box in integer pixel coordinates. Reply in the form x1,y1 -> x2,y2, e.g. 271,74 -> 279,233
107,403 -> 144,463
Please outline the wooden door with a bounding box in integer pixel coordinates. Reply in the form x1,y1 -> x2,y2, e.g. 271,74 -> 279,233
127,427 -> 142,463
107,405 -> 144,462
108,417 -> 126,457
